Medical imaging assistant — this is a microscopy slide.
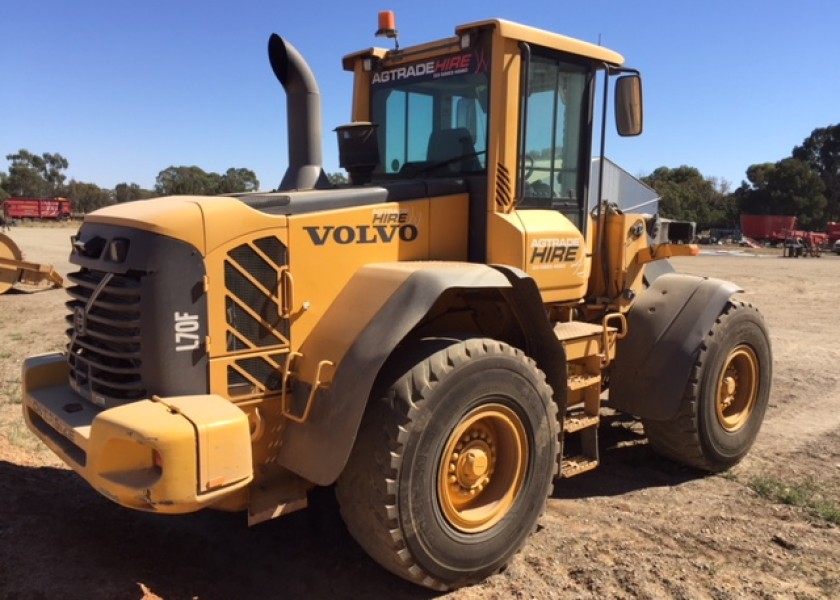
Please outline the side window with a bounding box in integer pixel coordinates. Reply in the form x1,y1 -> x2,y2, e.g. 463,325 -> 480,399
518,54 -> 589,223
451,96 -> 487,168
382,91 -> 434,174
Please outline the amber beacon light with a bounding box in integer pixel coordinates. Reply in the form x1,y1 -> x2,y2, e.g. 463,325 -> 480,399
375,10 -> 399,48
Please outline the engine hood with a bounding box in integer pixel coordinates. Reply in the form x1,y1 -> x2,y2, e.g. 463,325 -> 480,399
85,195 -> 292,255
86,196 -> 210,253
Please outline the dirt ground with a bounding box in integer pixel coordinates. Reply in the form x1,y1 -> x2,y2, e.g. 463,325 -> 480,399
1,225 -> 838,599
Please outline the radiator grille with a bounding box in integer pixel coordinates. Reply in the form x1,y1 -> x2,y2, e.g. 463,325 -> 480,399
227,352 -> 286,396
225,236 -> 290,397
224,237 -> 289,351
65,269 -> 144,404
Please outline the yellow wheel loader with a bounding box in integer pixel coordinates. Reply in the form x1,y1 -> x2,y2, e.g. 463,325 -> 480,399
22,15 -> 771,591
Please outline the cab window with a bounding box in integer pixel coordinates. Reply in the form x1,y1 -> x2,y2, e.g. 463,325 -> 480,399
518,53 -> 591,226
371,52 -> 490,177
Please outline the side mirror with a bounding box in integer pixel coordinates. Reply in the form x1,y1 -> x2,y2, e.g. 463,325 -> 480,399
615,75 -> 643,137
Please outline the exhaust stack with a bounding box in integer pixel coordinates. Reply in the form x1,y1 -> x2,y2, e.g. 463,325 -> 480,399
268,34 -> 329,191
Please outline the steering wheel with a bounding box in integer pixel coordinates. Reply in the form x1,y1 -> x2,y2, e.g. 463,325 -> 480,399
522,154 -> 535,180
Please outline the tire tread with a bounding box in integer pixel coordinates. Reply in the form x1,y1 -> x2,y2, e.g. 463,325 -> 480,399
336,338 -> 557,590
643,300 -> 769,472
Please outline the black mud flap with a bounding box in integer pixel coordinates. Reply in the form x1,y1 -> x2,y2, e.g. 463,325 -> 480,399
608,273 -> 741,420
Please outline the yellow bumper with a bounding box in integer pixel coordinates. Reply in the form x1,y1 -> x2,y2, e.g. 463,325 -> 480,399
22,353 -> 253,513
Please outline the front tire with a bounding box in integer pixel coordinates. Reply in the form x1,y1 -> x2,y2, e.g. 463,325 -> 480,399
643,301 -> 772,472
336,338 -> 559,591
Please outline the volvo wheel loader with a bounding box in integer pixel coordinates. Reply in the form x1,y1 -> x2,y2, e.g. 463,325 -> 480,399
22,15 -> 772,591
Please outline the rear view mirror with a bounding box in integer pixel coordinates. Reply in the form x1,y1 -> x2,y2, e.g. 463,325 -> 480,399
615,75 -> 643,136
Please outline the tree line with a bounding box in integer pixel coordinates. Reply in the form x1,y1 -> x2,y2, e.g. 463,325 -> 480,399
643,124 -> 839,232
2,123 -> 837,230
0,151 -> 261,215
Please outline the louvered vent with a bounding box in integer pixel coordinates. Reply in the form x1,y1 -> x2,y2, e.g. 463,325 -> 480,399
495,163 -> 513,210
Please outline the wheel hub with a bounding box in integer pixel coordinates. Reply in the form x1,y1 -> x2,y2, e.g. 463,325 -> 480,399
723,375 -> 736,398
716,346 -> 759,432
438,404 -> 527,533
450,434 -> 493,493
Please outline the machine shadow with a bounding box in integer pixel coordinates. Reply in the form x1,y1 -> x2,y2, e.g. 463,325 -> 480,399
0,460 -> 433,600
552,411 -> 706,500
1,414 -> 704,599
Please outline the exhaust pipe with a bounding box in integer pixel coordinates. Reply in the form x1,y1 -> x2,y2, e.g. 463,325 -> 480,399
268,34 -> 329,191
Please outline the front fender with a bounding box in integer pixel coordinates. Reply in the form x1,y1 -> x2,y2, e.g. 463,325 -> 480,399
277,262 -> 512,486
609,273 -> 742,420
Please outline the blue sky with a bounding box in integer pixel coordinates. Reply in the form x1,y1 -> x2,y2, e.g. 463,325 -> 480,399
2,1 -> 838,192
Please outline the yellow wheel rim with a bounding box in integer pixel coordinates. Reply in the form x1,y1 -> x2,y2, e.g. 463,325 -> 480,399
438,404 -> 528,533
715,345 -> 759,432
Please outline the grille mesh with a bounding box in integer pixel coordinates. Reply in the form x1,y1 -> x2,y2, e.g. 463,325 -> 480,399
227,352 -> 285,395
224,237 -> 290,350
65,269 -> 144,404
225,236 -> 290,397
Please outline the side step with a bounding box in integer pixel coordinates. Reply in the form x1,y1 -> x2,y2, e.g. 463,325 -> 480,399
560,408 -> 600,478
554,319 -> 621,479
564,412 -> 599,433
561,455 -> 599,478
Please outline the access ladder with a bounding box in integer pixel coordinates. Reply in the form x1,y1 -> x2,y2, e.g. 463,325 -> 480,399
554,316 -> 623,477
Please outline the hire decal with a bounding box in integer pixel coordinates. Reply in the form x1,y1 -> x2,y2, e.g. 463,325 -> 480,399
371,49 -> 488,87
529,237 -> 583,271
304,208 -> 419,246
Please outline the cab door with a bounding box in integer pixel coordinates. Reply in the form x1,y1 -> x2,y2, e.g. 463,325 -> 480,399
488,46 -> 596,303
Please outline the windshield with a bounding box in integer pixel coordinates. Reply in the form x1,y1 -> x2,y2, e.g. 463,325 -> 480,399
371,48 -> 490,178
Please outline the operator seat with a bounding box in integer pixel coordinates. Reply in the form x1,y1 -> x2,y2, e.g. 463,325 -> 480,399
426,128 -> 481,173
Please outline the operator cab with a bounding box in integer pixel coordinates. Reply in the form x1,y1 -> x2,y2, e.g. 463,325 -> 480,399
337,38 -> 490,187
339,17 -> 640,234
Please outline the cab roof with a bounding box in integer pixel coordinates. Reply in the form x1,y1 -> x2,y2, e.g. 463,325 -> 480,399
342,18 -> 624,71
459,19 -> 624,66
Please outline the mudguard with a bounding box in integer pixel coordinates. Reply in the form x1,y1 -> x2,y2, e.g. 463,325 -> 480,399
278,263 -> 509,485
492,265 -> 568,408
276,263 -> 564,486
608,273 -> 741,420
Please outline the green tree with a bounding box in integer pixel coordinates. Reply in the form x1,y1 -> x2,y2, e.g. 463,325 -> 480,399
0,173 -> 9,202
155,166 -> 216,195
735,159 -> 826,229
327,171 -> 348,185
65,179 -> 113,214
734,163 -> 775,216
707,177 -> 740,229
114,182 -> 156,203
217,168 -> 259,194
155,166 -> 259,195
43,152 -> 69,191
641,166 -> 731,230
4,150 -> 69,197
792,124 -> 840,222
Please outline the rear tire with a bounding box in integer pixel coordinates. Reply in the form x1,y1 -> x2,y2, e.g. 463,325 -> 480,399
643,301 -> 772,472
336,338 -> 559,591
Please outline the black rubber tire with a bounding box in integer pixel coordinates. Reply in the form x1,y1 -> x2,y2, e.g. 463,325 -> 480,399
643,300 -> 772,472
335,338 -> 559,591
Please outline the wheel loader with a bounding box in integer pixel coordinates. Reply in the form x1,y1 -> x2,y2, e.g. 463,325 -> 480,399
21,14 -> 772,591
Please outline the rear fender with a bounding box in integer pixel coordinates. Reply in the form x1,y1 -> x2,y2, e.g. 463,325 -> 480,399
277,263 -> 564,485
609,273 -> 741,420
